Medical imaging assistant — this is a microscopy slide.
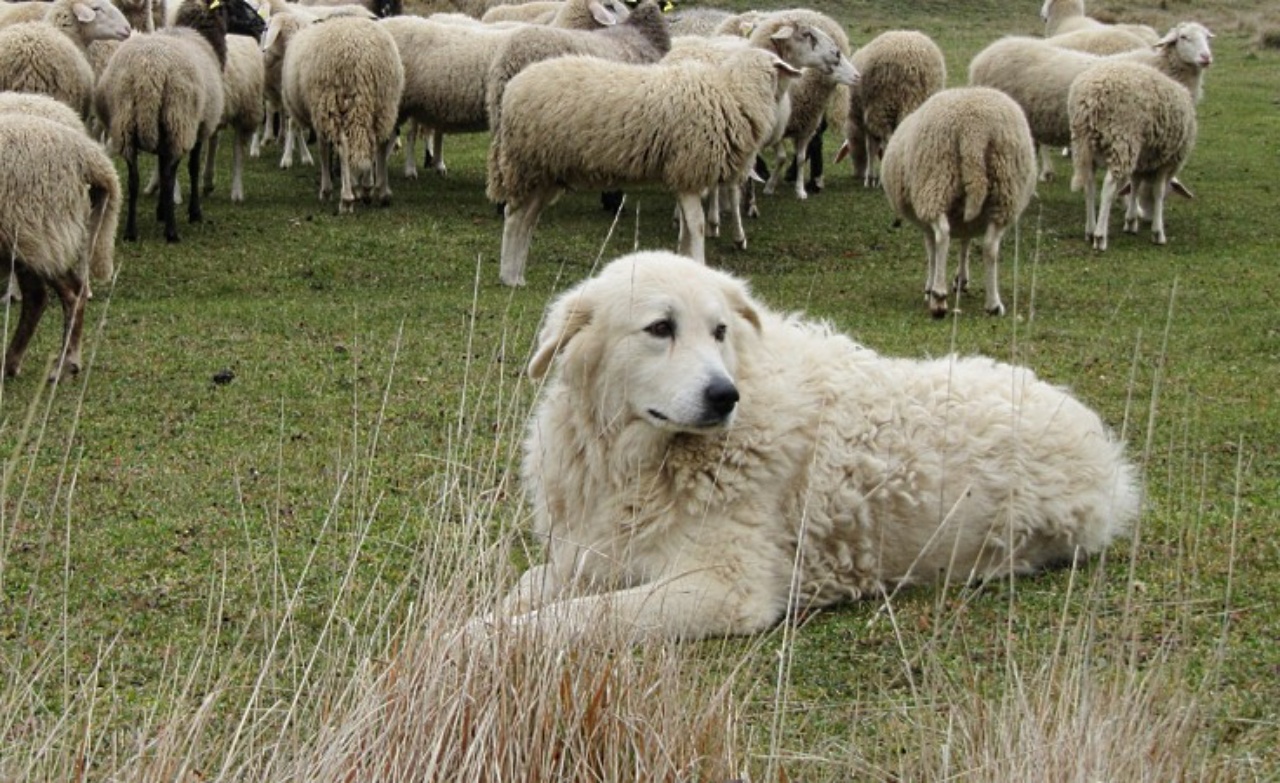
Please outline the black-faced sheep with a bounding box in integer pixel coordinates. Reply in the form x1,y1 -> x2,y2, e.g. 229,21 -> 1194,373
881,87 -> 1037,319
0,114 -> 120,382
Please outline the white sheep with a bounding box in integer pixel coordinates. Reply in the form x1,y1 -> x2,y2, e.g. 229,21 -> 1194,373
969,22 -> 1213,181
297,0 -> 400,18
0,2 -> 52,27
485,0 -> 671,140
480,1 -> 561,24
0,0 -> 131,119
881,87 -> 1037,319
1040,0 -> 1158,43
665,7 -> 730,36
1069,61 -> 1196,250
95,0 -> 227,242
203,33 -> 265,202
1048,26 -> 1150,55
0,114 -> 120,382
834,29 -> 946,188
737,8 -> 858,200
487,48 -> 801,286
282,14 -> 404,212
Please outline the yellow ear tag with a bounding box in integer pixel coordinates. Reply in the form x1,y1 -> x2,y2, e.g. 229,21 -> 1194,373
210,0 -> 222,10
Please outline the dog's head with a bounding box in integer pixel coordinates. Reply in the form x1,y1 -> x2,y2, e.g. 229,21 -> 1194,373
529,251 -> 763,433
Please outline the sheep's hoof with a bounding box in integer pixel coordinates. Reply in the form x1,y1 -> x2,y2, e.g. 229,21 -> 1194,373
338,200 -> 355,215
734,238 -> 747,250
1038,171 -> 1056,183
1152,232 -> 1167,245
500,275 -> 526,288
986,302 -> 1006,317
927,292 -> 948,319
47,362 -> 79,384
4,360 -> 20,379
1091,234 -> 1107,251
795,189 -> 808,201
952,276 -> 970,294
280,160 -> 293,170
403,168 -> 419,180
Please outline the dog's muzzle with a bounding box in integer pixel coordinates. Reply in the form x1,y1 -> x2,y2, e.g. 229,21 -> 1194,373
700,377 -> 739,424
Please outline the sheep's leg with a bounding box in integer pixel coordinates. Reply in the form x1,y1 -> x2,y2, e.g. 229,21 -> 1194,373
726,178 -> 747,250
280,117 -> 295,169
865,135 -> 882,188
806,129 -> 824,193
124,156 -> 140,242
954,240 -> 972,295
1147,174 -> 1169,245
705,187 -> 721,238
203,131 -> 219,196
1092,171 -> 1118,251
430,129 -> 446,176
231,130 -> 248,203
375,137 -> 394,207
980,223 -> 1007,316
158,148 -> 180,242
1037,143 -> 1056,182
47,270 -> 86,382
4,265 -> 47,378
925,215 -> 950,318
337,145 -> 355,214
499,187 -> 556,287
317,137 -> 333,202
188,137 -> 204,225
402,121 -> 419,179
675,191 -> 706,262
1081,165 -> 1097,241
763,143 -> 787,196
792,136 -> 811,200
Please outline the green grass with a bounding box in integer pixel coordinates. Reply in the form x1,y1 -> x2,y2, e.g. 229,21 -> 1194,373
3,0 -> 1279,779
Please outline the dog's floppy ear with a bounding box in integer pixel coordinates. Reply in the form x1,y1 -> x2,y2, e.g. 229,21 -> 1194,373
722,277 -> 763,336
528,287 -> 594,379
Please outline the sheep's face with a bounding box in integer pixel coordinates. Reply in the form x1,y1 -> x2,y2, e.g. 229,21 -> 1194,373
1159,22 -> 1214,68
223,0 -> 266,37
74,0 -> 131,42
768,25 -> 859,87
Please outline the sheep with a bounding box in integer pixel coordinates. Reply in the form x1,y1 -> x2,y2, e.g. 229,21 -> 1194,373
282,14 -> 405,213
1048,26 -> 1150,55
297,0 -> 401,18
665,6 -> 730,36
379,0 -> 623,181
1040,0 -> 1158,43
0,2 -> 51,27
738,9 -> 858,200
0,0 -> 131,119
969,22 -> 1214,181
487,48 -> 801,286
833,29 -> 946,188
1069,61 -> 1196,250
0,114 -> 120,382
880,87 -> 1037,319
203,33 -> 265,202
484,0 -> 671,135
94,0 -> 227,242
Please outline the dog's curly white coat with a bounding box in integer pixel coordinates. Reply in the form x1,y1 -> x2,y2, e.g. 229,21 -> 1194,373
488,251 -> 1140,641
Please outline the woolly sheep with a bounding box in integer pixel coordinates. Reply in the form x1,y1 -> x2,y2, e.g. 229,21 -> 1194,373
0,3 -> 51,27
741,9 -> 858,200
881,87 -> 1037,319
834,30 -> 946,188
1040,0 -> 1158,43
485,0 -> 670,135
0,0 -> 131,118
1069,61 -> 1196,250
283,15 -> 404,212
665,7 -> 730,36
379,0 -> 622,181
95,0 -> 227,242
204,34 -> 265,202
298,0 -> 401,18
969,22 -> 1213,180
0,114 -> 120,382
1048,26 -> 1150,55
481,1 -> 561,24
487,49 -> 801,286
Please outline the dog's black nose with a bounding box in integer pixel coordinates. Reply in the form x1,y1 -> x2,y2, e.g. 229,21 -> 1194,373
704,378 -> 739,418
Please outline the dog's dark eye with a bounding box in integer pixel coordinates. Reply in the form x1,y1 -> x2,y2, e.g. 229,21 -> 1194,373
713,324 -> 727,342
645,319 -> 675,339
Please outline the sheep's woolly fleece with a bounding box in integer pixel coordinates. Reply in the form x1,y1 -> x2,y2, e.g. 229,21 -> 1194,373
470,250 -> 1139,642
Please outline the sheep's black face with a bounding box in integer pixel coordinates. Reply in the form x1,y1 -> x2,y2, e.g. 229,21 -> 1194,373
224,0 -> 266,38
375,0 -> 402,17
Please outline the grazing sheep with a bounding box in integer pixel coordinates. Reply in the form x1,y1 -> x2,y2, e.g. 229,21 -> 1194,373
380,0 -> 622,181
95,0 -> 227,242
969,22 -> 1213,181
1069,61 -> 1196,250
0,114 -> 120,382
485,0 -> 670,137
880,87 -> 1037,319
204,34 -> 265,202
488,49 -> 801,286
0,0 -> 131,118
283,14 -> 404,212
835,29 -> 946,188
1040,0 -> 1158,43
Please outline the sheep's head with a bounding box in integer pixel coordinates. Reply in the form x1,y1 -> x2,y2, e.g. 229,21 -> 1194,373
223,0 -> 267,37
1158,21 -> 1214,68
66,0 -> 132,42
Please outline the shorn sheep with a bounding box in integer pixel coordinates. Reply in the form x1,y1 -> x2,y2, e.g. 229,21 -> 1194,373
487,49 -> 801,287
0,0 -> 131,119
1069,61 -> 1197,250
204,33 -> 266,203
835,29 -> 946,188
95,0 -> 229,242
1040,0 -> 1158,43
283,15 -> 404,213
880,87 -> 1037,319
0,114 -> 120,382
969,22 -> 1214,181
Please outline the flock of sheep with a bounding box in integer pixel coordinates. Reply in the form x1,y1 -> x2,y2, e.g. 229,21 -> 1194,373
0,0 -> 1215,381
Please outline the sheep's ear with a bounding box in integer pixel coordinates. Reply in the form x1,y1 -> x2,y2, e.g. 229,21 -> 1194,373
770,24 -> 794,41
1170,178 -> 1195,199
772,57 -> 803,79
833,139 -> 850,164
586,0 -> 617,26
261,16 -> 282,49
71,1 -> 96,22
1155,27 -> 1178,48
528,288 -> 594,380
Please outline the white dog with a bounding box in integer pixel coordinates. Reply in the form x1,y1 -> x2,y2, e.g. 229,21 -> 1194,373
486,251 -> 1140,642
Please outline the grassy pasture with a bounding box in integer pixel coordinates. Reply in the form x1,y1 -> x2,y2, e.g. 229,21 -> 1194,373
2,0 -> 1278,778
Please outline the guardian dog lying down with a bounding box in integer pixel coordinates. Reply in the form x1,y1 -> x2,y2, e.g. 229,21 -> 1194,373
487,251 -> 1139,641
